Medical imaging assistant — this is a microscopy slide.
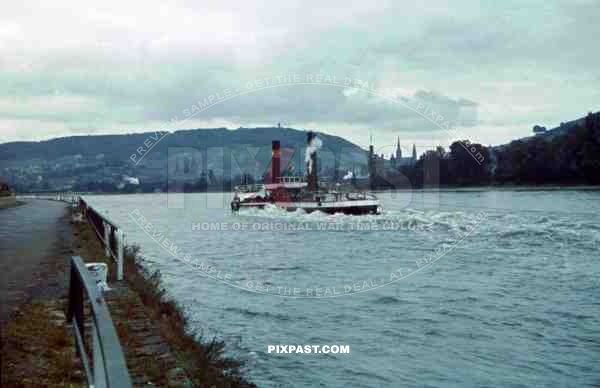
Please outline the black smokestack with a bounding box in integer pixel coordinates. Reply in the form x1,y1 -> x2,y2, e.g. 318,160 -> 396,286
368,144 -> 375,190
306,131 -> 318,192
271,140 -> 281,184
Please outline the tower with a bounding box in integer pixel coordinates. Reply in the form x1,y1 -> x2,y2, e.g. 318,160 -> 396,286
368,140 -> 375,190
395,136 -> 402,160
412,143 -> 417,162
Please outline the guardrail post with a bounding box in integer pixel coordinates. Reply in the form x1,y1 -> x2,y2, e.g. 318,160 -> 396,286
104,221 -> 110,258
117,229 -> 124,281
68,256 -> 133,387
93,320 -> 107,388
68,263 -> 85,348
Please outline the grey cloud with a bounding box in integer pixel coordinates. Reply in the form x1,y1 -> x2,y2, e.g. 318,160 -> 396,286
0,0 -> 598,147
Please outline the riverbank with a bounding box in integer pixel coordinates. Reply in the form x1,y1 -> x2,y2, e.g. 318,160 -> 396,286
0,195 -> 17,208
72,205 -> 255,387
371,184 -> 600,193
18,183 -> 600,199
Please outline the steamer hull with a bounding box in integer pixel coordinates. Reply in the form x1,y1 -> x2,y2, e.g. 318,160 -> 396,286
237,199 -> 380,215
279,200 -> 380,215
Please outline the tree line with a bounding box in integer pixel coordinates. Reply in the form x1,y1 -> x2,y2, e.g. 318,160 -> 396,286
377,112 -> 600,188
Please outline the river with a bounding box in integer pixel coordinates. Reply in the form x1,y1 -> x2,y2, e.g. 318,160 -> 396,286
84,189 -> 600,387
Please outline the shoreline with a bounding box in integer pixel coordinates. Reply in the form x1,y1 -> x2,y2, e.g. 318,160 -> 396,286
372,184 -> 600,193
22,183 -> 599,198
0,195 -> 18,209
72,204 -> 255,387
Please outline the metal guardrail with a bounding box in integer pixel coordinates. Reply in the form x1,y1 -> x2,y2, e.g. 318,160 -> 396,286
276,176 -> 307,183
18,191 -> 84,205
79,197 -> 125,281
67,255 -> 132,388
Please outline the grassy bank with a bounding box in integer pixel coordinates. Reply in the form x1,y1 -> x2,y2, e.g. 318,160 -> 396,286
73,208 -> 255,387
1,302 -> 86,387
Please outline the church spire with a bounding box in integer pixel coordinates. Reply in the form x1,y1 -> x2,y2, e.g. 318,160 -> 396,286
396,136 -> 402,159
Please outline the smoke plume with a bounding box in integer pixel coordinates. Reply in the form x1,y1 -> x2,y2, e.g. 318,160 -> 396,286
305,136 -> 322,174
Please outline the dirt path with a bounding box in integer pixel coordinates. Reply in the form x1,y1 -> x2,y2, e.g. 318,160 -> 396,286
1,200 -> 252,387
0,200 -> 85,387
0,200 -> 74,325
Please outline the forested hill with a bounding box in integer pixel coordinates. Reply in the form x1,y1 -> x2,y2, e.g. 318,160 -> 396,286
0,127 -> 365,163
0,127 -> 369,192
491,111 -> 600,185
393,111 -> 600,188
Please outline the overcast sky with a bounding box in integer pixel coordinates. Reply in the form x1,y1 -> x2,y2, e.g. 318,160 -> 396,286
1,0 -> 598,154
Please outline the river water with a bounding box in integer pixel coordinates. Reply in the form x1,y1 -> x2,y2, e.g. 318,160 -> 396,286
85,189 -> 599,387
